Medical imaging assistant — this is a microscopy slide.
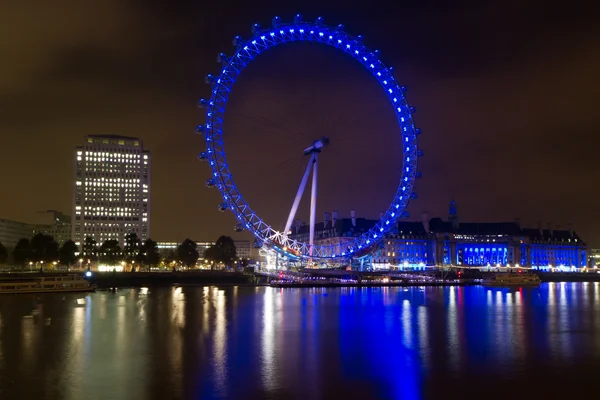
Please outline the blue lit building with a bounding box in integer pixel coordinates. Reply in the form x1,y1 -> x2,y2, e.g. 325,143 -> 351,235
288,202 -> 587,270
427,201 -> 587,270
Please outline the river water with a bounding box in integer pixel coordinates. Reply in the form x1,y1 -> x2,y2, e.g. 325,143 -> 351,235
1,283 -> 599,399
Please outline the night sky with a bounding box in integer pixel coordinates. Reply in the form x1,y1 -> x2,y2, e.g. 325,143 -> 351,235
0,1 -> 598,245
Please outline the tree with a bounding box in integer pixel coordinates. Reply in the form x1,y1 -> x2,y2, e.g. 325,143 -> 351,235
13,238 -> 31,268
140,239 -> 161,271
123,232 -> 141,265
177,239 -> 199,268
164,250 -> 177,267
99,239 -> 122,265
204,236 -> 237,268
30,233 -> 59,264
59,240 -> 79,267
0,241 -> 8,264
82,236 -> 98,262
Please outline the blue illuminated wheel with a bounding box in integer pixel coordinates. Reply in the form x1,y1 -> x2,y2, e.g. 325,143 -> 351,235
197,15 -> 421,259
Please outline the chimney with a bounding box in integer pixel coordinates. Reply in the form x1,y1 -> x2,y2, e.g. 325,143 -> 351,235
548,221 -> 553,236
324,212 -> 331,229
568,222 -> 573,237
350,209 -> 356,227
421,212 -> 430,232
332,210 -> 338,227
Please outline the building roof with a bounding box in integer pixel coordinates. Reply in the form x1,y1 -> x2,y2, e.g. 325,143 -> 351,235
396,221 -> 428,236
87,134 -> 141,141
293,218 -> 378,237
428,217 -> 585,245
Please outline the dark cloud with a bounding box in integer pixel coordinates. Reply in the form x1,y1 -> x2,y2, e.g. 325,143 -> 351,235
0,0 -> 599,245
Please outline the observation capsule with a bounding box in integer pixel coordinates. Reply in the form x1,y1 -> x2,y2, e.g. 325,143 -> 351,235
217,53 -> 229,63
272,16 -> 281,27
206,178 -> 216,188
251,23 -> 261,35
197,152 -> 208,161
232,36 -> 243,47
196,98 -> 208,108
234,223 -> 244,232
315,16 -> 324,25
194,125 -> 205,134
205,74 -> 215,84
294,14 -> 303,23
218,202 -> 228,212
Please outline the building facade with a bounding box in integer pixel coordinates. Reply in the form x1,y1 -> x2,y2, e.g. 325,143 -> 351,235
288,203 -> 588,270
234,240 -> 251,260
0,218 -> 35,249
34,210 -> 71,245
72,135 -> 151,248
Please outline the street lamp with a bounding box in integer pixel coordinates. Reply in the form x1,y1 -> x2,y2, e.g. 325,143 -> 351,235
79,258 -> 83,270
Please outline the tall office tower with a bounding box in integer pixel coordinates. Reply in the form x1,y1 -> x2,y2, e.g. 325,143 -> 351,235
72,135 -> 151,248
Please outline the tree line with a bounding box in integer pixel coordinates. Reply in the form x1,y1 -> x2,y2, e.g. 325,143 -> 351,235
0,234 -> 241,271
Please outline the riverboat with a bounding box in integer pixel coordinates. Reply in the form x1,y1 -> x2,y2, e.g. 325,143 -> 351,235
0,275 -> 95,294
482,272 -> 541,287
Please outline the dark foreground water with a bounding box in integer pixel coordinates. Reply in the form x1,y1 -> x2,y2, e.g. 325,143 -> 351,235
1,283 -> 600,400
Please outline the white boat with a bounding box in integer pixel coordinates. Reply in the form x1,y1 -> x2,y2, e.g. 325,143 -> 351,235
0,275 -> 95,294
482,272 -> 541,287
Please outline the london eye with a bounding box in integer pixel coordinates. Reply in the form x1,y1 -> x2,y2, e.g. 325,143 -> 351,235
196,14 -> 421,261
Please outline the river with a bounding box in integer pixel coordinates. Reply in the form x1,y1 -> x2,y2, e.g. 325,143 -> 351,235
1,283 -> 599,399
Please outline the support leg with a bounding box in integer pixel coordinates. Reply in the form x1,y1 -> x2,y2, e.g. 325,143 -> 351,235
283,154 -> 315,236
309,154 -> 318,258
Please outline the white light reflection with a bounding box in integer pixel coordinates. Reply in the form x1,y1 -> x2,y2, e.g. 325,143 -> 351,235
418,305 -> 429,370
116,295 -> 127,354
202,287 -> 210,336
213,289 -> 228,397
402,299 -> 412,348
513,289 -> 525,359
557,283 -> 573,357
65,294 -> 91,400
493,290 -> 510,365
173,286 -> 185,329
447,287 -> 459,370
170,287 -> 184,396
261,288 -> 277,392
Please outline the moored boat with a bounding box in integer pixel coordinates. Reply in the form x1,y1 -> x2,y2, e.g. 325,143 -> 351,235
0,275 -> 95,294
482,272 -> 541,287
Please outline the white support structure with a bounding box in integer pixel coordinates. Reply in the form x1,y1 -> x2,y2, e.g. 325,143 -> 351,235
283,137 -> 328,260
283,153 -> 315,236
309,154 -> 318,256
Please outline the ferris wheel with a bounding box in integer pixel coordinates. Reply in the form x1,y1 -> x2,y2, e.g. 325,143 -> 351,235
196,15 -> 421,260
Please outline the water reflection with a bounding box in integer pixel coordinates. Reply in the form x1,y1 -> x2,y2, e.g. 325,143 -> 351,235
0,283 -> 599,399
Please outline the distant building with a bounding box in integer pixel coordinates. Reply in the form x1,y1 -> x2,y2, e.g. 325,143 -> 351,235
587,249 -> 600,268
0,218 -> 35,249
157,242 -> 179,258
288,202 -> 588,270
34,210 -> 71,245
426,202 -> 587,270
72,135 -> 151,248
156,241 -> 216,261
234,240 -> 251,260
